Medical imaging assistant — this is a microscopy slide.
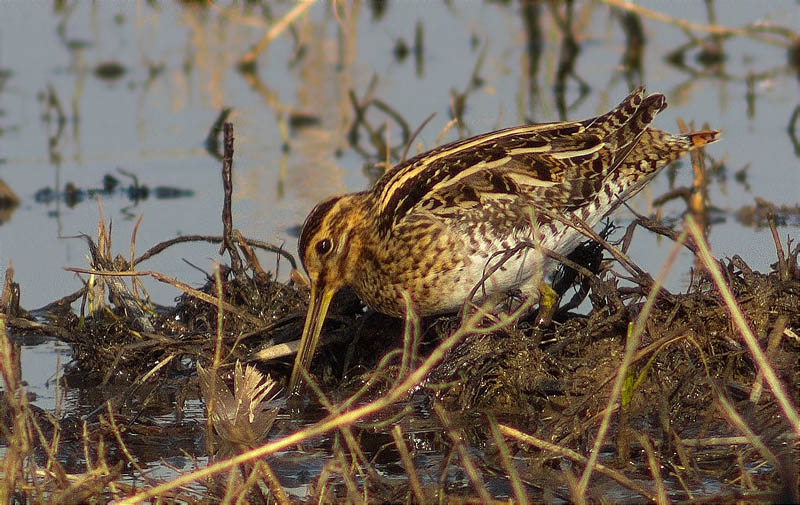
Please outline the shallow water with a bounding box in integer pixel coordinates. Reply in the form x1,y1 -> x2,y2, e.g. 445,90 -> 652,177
1,1 -> 798,502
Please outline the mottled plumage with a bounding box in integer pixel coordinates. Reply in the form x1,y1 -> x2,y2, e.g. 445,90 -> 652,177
289,87 -> 719,394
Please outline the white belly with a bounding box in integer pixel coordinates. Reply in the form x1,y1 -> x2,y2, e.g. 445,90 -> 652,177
430,222 -> 588,314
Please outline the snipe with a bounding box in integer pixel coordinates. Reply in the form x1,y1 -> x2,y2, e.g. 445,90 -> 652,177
289,87 -> 718,395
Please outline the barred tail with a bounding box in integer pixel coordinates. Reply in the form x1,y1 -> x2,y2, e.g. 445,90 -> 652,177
608,127 -> 720,202
686,130 -> 721,149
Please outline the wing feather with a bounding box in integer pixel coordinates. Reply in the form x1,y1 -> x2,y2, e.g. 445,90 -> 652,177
371,87 -> 667,236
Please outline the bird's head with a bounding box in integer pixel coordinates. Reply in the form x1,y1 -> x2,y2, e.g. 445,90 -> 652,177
289,194 -> 368,395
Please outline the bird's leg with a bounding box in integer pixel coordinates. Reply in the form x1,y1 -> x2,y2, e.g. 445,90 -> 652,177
535,281 -> 559,326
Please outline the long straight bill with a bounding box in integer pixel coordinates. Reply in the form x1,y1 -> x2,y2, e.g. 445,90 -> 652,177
288,283 -> 335,396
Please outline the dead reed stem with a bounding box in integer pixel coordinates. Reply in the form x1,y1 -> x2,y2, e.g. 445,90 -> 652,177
575,228 -> 687,500
637,433 -> 668,505
391,425 -> 425,504
240,0 -> 315,65
686,215 -> 800,438
488,415 -> 529,505
498,425 -> 655,502
434,403 -> 492,503
600,0 -> 798,47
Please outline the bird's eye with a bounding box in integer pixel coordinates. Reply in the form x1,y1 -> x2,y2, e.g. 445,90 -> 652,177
315,238 -> 332,255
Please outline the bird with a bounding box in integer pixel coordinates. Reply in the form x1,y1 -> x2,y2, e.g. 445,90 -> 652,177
288,87 -> 719,395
